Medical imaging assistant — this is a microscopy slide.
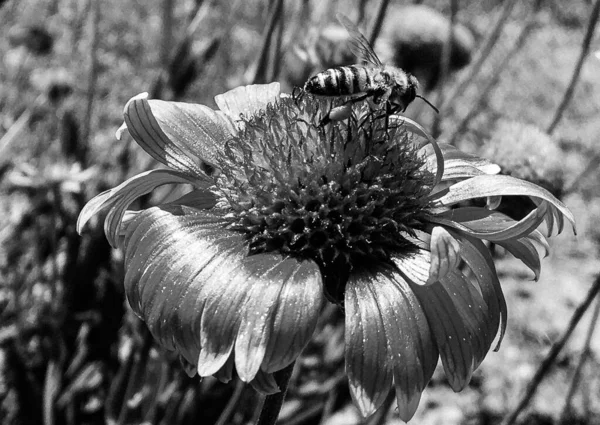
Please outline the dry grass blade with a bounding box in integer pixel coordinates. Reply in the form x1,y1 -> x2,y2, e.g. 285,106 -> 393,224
432,0 -> 459,138
546,0 -> 600,135
368,0 -> 391,46
160,0 -> 175,66
558,294 -> 600,423
268,0 -> 285,81
251,0 -> 284,84
440,0 -> 519,112
501,275 -> 600,425
446,12 -> 539,145
214,379 -> 246,425
81,0 -> 100,153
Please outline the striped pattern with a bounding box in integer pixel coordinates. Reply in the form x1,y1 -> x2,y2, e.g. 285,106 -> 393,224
304,65 -> 376,97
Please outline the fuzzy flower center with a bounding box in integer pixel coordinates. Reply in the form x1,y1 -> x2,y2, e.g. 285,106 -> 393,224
214,96 -> 433,301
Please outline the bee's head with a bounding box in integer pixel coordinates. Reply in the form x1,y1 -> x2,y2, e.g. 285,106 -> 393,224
391,74 -> 419,111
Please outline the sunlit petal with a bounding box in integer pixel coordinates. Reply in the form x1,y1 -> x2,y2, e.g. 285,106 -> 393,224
412,275 -> 480,391
430,205 -> 550,242
423,143 -> 500,180
345,274 -> 394,417
77,169 -> 199,247
428,226 -> 461,284
430,175 -> 575,235
454,234 -> 507,351
373,272 -> 438,422
234,255 -> 322,381
124,93 -> 235,178
215,82 -> 281,121
261,260 -> 324,373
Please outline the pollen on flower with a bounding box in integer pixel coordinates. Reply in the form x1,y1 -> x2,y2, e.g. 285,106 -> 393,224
211,95 -> 435,301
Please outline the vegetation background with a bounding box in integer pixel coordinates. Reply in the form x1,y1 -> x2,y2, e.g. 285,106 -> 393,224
1,0 -> 599,424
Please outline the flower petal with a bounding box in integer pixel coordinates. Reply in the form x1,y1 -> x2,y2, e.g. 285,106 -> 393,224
394,116 -> 444,187
375,273 -> 438,421
345,274 -> 394,417
430,175 -> 576,235
233,255 -> 322,381
122,205 -> 318,381
497,237 -> 542,280
261,260 -> 324,373
430,205 -> 550,242
393,249 -> 431,286
77,169 -> 198,247
123,206 -> 237,363
428,226 -> 461,284
423,143 -> 500,180
250,370 -> 280,395
214,82 -> 281,121
453,234 -> 507,351
124,93 -> 235,178
412,274 -> 482,391
168,189 -> 217,210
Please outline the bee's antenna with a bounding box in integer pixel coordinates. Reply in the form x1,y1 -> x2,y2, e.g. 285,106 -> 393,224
416,95 -> 440,114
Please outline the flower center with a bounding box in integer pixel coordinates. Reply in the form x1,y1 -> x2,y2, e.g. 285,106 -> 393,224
215,96 -> 433,301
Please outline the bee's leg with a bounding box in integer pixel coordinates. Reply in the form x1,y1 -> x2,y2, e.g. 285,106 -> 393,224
292,87 -> 305,105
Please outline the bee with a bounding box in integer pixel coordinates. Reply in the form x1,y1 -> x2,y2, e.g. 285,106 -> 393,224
303,14 -> 438,122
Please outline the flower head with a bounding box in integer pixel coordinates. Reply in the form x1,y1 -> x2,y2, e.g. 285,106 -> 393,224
78,83 -> 575,421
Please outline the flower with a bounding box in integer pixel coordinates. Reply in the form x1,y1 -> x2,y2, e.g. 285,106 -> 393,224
78,83 -> 575,421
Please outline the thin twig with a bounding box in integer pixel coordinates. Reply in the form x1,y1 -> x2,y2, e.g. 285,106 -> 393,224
546,0 -> 600,135
81,0 -> 100,155
252,0 -> 284,84
558,294 -> 600,423
432,0 -> 459,138
501,275 -> 600,425
368,0 -> 391,47
440,0 -> 519,112
446,13 -> 539,146
214,379 -> 247,425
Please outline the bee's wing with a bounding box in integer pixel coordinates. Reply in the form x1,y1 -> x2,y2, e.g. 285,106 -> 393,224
336,13 -> 383,67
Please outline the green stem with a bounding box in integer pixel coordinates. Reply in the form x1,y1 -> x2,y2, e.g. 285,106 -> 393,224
256,362 -> 296,425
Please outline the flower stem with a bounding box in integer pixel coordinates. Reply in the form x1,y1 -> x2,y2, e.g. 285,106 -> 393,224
256,362 -> 296,425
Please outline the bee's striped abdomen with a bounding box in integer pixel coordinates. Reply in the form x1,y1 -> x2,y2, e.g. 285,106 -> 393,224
304,65 -> 375,97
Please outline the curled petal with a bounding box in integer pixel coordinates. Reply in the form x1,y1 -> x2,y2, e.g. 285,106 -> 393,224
122,206 -> 322,382
77,169 -> 198,247
215,82 -> 281,121
250,370 -> 280,395
429,175 -> 575,235
124,93 -> 235,178
393,115 -> 444,187
423,143 -> 501,181
430,205 -> 550,242
429,226 -> 461,284
497,237 -> 542,281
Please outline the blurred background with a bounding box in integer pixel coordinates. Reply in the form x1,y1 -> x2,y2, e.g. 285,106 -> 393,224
1,0 -> 600,424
